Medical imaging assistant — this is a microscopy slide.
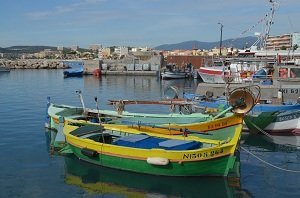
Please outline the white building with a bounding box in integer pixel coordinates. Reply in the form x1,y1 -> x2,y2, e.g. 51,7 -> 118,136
115,46 -> 129,58
70,45 -> 79,51
292,33 -> 300,48
57,46 -> 64,51
88,44 -> 102,51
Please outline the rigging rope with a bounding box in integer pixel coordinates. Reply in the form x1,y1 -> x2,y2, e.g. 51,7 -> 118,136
241,146 -> 300,173
247,118 -> 274,140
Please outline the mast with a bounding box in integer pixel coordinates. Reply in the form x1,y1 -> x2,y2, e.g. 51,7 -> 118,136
261,0 -> 279,49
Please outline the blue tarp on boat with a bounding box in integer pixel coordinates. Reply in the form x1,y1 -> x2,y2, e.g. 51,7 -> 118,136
113,134 -> 202,150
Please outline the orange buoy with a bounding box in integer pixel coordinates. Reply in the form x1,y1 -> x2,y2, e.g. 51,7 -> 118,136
93,69 -> 101,77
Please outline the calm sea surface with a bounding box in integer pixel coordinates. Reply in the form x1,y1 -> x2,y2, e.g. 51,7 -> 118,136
1,68 -> 300,198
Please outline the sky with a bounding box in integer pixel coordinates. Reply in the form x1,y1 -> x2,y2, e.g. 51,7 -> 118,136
0,0 -> 299,48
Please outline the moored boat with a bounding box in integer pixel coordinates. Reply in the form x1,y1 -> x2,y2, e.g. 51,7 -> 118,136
63,67 -> 83,78
63,116 -> 243,176
161,63 -> 192,80
47,102 -> 214,131
161,71 -> 189,80
244,109 -> 300,136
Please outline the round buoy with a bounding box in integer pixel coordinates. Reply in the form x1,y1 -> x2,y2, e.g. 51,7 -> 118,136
93,69 -> 101,77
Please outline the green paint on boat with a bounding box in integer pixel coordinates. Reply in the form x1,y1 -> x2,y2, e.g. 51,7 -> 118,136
68,144 -> 236,177
244,111 -> 279,133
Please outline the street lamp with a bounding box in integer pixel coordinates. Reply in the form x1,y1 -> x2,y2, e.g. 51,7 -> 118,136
218,22 -> 223,56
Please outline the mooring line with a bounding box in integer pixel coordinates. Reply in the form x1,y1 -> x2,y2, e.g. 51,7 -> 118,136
247,119 -> 274,140
241,146 -> 300,173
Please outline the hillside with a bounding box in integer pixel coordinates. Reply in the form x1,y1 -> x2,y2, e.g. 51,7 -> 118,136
155,36 -> 258,50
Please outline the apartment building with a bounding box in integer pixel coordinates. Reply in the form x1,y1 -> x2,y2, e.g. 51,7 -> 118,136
265,33 -> 300,50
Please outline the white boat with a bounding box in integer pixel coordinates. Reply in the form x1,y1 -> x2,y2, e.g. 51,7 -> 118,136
161,71 -> 188,80
161,63 -> 192,80
197,60 -> 260,84
197,66 -> 226,84
244,110 -> 300,136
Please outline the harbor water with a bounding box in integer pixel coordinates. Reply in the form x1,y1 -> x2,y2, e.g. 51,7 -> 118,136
1,69 -> 300,198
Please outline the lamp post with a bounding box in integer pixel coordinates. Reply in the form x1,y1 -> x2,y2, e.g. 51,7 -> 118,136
218,22 -> 223,56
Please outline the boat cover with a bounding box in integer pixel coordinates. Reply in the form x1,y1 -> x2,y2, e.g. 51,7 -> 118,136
113,134 -> 202,150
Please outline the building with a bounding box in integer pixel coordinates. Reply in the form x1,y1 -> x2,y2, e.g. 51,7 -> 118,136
88,44 -> 102,51
292,33 -> 300,48
265,33 -> 292,50
101,47 -> 113,59
166,55 -> 213,68
57,46 -> 64,51
114,46 -> 129,58
70,45 -> 79,51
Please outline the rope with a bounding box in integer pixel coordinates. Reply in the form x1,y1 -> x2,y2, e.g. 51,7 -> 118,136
241,146 -> 300,173
247,118 -> 274,140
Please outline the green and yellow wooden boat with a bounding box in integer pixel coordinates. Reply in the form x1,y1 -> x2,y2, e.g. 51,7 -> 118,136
63,113 -> 243,177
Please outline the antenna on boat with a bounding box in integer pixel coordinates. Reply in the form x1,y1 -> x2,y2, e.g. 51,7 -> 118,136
76,90 -> 87,114
94,97 -> 102,124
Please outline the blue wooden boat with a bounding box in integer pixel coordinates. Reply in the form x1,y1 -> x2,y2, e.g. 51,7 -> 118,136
64,68 -> 83,78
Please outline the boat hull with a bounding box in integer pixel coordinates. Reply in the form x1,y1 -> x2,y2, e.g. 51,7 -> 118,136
47,103 -> 213,131
161,71 -> 188,80
198,67 -> 225,84
64,120 -> 243,177
244,110 -> 300,136
69,144 -> 236,176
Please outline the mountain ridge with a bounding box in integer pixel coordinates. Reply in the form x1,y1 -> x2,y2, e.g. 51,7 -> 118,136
155,36 -> 258,51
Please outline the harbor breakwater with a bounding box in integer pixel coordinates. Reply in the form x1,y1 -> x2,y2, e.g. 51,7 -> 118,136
0,59 -> 69,69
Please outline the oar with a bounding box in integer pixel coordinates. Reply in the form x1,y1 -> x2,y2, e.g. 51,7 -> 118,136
121,120 -> 212,135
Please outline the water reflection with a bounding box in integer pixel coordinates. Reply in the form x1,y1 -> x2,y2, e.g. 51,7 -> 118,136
240,133 -> 300,197
242,133 -> 300,151
62,153 -> 248,198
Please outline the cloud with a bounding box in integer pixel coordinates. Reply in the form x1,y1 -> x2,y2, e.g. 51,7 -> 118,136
27,11 -> 51,20
27,0 -> 106,20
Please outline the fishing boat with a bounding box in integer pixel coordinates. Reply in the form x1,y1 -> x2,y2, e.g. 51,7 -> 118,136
161,63 -> 192,80
63,67 -> 84,78
46,89 -> 218,131
184,91 -> 300,135
244,109 -> 300,136
49,87 -> 254,150
161,71 -> 189,80
63,113 -> 243,176
47,102 -> 214,131
197,66 -> 226,84
184,92 -> 300,113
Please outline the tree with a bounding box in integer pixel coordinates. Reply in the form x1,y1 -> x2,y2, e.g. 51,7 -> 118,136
293,44 -> 298,51
280,46 -> 287,50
